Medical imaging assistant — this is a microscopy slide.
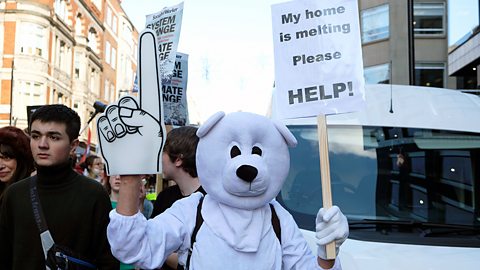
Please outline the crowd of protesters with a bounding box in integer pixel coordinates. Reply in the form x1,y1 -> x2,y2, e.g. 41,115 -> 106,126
0,104 -> 347,270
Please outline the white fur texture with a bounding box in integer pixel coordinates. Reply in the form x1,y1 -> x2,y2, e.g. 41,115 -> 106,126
196,111 -> 297,210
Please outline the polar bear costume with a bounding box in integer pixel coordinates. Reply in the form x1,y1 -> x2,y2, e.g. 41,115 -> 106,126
107,111 -> 347,269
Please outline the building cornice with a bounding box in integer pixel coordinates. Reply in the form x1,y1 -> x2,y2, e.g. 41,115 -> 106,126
1,8 -> 78,45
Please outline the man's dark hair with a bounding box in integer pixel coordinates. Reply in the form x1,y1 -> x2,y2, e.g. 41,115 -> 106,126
164,126 -> 199,178
29,104 -> 81,142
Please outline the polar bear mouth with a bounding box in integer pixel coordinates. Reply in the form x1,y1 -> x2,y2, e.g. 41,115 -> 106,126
223,164 -> 268,196
226,183 -> 267,197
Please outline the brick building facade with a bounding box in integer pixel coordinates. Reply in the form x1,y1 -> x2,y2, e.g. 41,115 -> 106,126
0,0 -> 138,150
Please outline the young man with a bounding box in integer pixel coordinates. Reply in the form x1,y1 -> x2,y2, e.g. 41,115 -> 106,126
0,104 -> 119,269
151,126 -> 205,217
151,126 -> 205,270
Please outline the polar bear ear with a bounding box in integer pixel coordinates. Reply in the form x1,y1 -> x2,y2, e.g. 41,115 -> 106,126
273,120 -> 298,147
197,111 -> 226,138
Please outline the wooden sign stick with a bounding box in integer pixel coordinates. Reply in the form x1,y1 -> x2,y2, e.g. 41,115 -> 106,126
155,125 -> 174,194
317,114 -> 336,260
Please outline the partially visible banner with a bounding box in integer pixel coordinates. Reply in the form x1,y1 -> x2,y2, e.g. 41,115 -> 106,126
146,2 -> 184,83
132,75 -> 139,93
163,52 -> 189,126
26,105 -> 43,128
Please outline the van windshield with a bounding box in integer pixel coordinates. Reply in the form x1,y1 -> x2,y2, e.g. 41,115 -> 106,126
277,124 -> 480,233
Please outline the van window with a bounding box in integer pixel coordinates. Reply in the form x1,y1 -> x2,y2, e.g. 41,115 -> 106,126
277,124 -> 480,246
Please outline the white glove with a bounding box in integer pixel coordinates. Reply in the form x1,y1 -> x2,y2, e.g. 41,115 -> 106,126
315,205 -> 349,260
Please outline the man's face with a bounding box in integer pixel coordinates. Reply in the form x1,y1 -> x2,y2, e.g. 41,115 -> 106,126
30,120 -> 78,167
161,152 -> 179,181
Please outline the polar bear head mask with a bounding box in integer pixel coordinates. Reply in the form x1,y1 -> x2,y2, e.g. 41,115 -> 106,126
196,111 -> 297,210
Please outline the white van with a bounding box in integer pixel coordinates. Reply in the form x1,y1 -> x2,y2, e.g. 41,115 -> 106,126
272,84 -> 480,269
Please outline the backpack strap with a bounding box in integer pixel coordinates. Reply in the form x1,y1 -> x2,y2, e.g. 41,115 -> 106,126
270,203 -> 282,244
183,199 -> 281,270
185,196 -> 204,270
30,176 -> 55,269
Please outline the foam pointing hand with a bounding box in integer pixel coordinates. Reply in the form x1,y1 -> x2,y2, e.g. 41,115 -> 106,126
97,30 -> 166,175
315,205 -> 349,260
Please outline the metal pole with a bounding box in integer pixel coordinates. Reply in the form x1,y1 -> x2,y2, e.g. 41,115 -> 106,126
407,0 -> 416,85
9,59 -> 14,126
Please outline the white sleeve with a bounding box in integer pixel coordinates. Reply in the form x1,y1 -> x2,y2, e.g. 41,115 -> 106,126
271,201 -> 342,270
107,193 -> 202,269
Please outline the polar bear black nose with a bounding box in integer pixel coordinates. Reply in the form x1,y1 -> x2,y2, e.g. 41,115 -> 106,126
236,165 -> 258,183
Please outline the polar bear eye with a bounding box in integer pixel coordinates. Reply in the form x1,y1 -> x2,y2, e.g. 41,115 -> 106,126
230,145 -> 241,158
252,146 -> 262,156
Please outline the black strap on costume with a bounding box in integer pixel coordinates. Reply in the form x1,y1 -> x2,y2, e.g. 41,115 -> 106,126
182,198 -> 281,270
30,176 -> 49,233
183,196 -> 204,270
270,203 -> 282,244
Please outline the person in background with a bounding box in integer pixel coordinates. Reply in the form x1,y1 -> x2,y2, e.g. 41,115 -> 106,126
0,104 -> 118,269
151,126 -> 205,270
0,126 -> 35,204
83,154 -> 104,183
140,178 -> 153,219
108,175 -> 152,220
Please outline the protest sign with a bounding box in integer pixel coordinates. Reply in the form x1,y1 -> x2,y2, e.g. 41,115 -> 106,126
272,0 -> 365,259
146,1 -> 184,83
163,52 -> 188,126
272,0 -> 365,119
97,30 -> 167,175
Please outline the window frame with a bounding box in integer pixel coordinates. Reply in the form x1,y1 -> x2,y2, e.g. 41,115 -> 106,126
364,63 -> 391,84
415,62 -> 446,88
361,4 -> 390,44
413,2 -> 446,36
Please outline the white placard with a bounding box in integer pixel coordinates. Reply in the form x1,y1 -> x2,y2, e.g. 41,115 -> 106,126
146,2 -> 184,83
163,52 -> 189,126
271,0 -> 365,119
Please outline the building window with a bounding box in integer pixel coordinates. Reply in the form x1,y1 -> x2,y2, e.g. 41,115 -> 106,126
58,41 -> 65,69
57,92 -> 63,104
111,47 -> 116,69
88,28 -> 98,54
110,82 -> 115,101
106,6 -> 118,34
92,0 -> 102,11
74,52 -> 82,79
361,4 -> 389,43
123,23 -> 134,50
19,22 -> 46,57
364,63 -> 390,84
54,0 -> 68,23
106,7 -> 112,28
90,68 -> 99,95
105,41 -> 111,64
104,80 -> 110,100
112,16 -> 117,34
75,14 -> 83,36
105,41 -> 116,69
14,81 -> 44,120
415,63 -> 445,88
414,3 -> 445,35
